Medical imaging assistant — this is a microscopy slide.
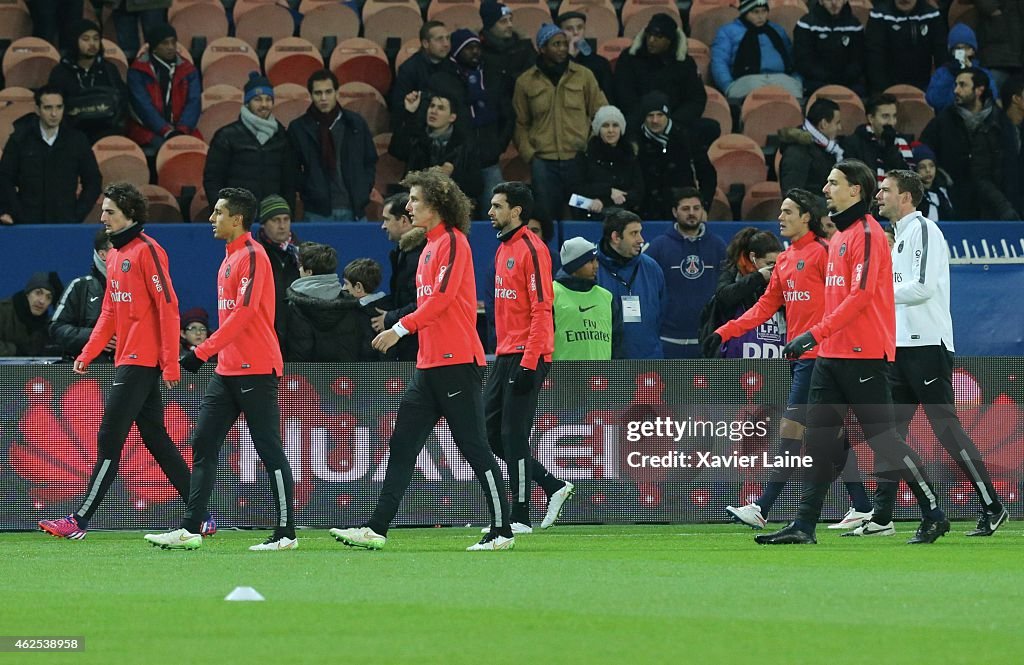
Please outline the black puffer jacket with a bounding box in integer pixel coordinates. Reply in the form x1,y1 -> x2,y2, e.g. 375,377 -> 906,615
257,229 -> 300,352
49,265 -> 112,361
284,289 -> 375,362
637,124 -> 717,220
793,1 -> 865,95
865,0 -> 947,93
0,292 -> 51,356
389,112 -> 483,202
613,28 -> 707,129
382,227 -> 426,362
203,118 -> 297,210
48,55 -> 129,142
778,127 -> 839,194
572,136 -> 644,219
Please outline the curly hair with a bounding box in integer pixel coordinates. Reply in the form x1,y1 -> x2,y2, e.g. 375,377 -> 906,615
400,168 -> 473,234
103,182 -> 148,224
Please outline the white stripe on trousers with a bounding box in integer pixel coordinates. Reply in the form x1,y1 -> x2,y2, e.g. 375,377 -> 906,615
273,469 -> 288,527
517,459 -> 526,503
902,455 -> 938,511
959,449 -> 995,507
484,469 -> 504,527
77,459 -> 112,517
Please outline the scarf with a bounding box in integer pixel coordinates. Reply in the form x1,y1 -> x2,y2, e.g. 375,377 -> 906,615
289,273 -> 342,301
428,125 -> 454,165
536,56 -> 569,88
803,118 -> 843,162
109,222 -> 143,249
956,101 -> 995,133
732,17 -> 792,80
864,125 -> 914,182
93,249 -> 107,278
240,105 -> 278,145
308,104 -> 341,172
456,63 -> 495,128
642,118 -> 674,149
151,54 -> 175,122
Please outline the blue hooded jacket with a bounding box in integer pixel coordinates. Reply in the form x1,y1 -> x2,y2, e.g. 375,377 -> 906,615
926,23 -> 999,112
595,241 -> 666,359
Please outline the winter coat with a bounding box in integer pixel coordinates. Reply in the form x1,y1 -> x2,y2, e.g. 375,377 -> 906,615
865,0 -> 947,93
571,136 -> 644,219
389,51 -> 459,122
389,112 -> 483,202
976,0 -> 1024,70
917,168 -> 956,221
0,292 -> 51,356
0,114 -> 101,223
711,18 -> 796,92
126,51 -> 201,145
284,288 -> 375,362
613,28 -> 707,128
204,118 -> 297,210
257,230 -> 300,351
382,226 -> 426,362
432,62 -> 515,167
926,62 -> 1000,112
49,265 -> 112,361
595,241 -> 666,359
637,124 -> 717,220
513,61 -> 607,162
841,124 -> 911,175
778,126 -> 840,194
287,107 -> 377,217
47,54 -> 129,142
481,32 -> 537,98
793,1 -> 865,95
573,50 -> 614,104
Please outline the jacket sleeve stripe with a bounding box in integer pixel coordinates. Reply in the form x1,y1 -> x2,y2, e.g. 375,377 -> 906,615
243,241 -> 257,306
439,229 -> 456,293
859,219 -> 871,290
521,233 -> 545,303
141,235 -> 172,303
916,216 -> 929,284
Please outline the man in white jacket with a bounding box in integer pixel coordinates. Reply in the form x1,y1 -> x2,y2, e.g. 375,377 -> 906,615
875,169 -> 1008,537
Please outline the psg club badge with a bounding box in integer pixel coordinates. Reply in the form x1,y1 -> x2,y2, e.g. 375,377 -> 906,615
120,259 -> 131,272
841,36 -> 849,46
897,241 -> 905,253
423,251 -> 431,264
676,255 -> 706,280
839,243 -> 847,256
225,265 -> 231,278
506,258 -> 515,270
796,259 -> 805,271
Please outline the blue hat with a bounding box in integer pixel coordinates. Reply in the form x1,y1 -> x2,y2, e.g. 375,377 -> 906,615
536,23 -> 563,49
450,28 -> 480,59
947,23 -> 978,52
244,71 -> 274,105
912,142 -> 936,164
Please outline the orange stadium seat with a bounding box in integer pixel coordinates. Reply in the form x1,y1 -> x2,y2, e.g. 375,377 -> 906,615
330,38 -> 392,97
688,38 -> 711,83
92,136 -> 149,187
427,0 -> 484,32
156,135 -> 209,197
884,84 -> 935,141
338,81 -> 390,135
709,133 -> 766,189
504,0 -> 553,43
766,0 -> 807,37
708,187 -> 734,220
198,85 -> 244,140
201,84 -> 244,110
556,0 -> 619,43
271,83 -> 312,128
266,37 -> 324,87
373,133 -> 406,194
169,0 -> 230,48
233,0 -> 295,49
597,37 -> 632,71
741,180 -> 783,221
2,37 -> 60,89
140,184 -> 183,222
689,0 -> 738,48
621,0 -> 679,40
0,0 -> 32,42
363,0 -> 424,49
299,0 -> 360,49
101,39 -> 129,81
0,86 -> 35,148
806,84 -> 866,133
740,84 -> 803,146
200,37 -> 261,90
394,38 -> 422,72
703,85 -> 733,133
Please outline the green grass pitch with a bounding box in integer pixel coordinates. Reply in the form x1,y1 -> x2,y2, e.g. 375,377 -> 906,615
2,524 -> 1023,664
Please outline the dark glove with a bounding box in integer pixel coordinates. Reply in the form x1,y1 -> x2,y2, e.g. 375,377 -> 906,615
180,350 -> 204,374
511,366 -> 537,395
702,332 -> 723,359
782,332 -> 818,360
880,125 -> 897,147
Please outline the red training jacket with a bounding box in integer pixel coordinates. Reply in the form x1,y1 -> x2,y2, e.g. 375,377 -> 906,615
78,228 -> 180,381
195,232 -> 283,376
493,224 -> 554,368
716,231 -> 829,359
399,223 -> 486,369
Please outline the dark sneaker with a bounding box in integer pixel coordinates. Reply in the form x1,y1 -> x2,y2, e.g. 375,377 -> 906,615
754,522 -> 816,545
907,517 -> 951,544
965,507 -> 1009,537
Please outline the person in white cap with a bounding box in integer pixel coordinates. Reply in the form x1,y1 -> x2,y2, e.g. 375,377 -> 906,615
553,236 -> 620,360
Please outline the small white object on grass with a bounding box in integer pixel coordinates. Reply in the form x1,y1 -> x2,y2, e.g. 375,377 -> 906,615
225,586 -> 265,601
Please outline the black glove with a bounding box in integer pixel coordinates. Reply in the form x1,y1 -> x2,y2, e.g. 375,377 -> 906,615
782,332 -> 818,360
702,332 -> 723,358
880,125 -> 897,147
511,366 -> 537,395
180,350 -> 204,374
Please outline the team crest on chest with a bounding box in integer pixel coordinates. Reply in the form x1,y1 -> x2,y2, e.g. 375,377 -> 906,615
506,258 -> 515,270
423,251 -> 431,264
225,265 -> 231,278
676,255 -> 706,280
796,260 -> 805,271
839,243 -> 847,256
120,259 -> 131,272
897,241 -> 904,253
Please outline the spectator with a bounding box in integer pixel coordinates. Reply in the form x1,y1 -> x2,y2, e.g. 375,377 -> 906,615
920,68 -> 1020,220
711,0 -> 803,103
204,73 -> 297,211
373,192 -> 425,361
28,0 -> 84,51
1002,76 -> 1024,215
595,209 -> 666,359
865,0 -> 946,94
342,257 -> 387,310
112,0 -> 171,61
389,21 -> 458,120
927,23 -> 1000,112
50,229 -> 114,362
793,0 -> 865,96
284,243 -> 375,362
552,237 -> 621,359
389,88 -> 484,207
288,70 -> 376,221
0,86 -> 102,225
0,272 -> 61,357
615,13 -> 711,138
256,194 -> 300,348
646,188 -> 728,358
636,92 -> 717,220
976,0 -> 1024,90
526,216 -> 554,244
513,24 -> 607,221
125,24 -> 202,151
841,93 -> 912,183
779,98 -> 845,193
179,307 -> 210,355
48,19 -> 129,143
571,105 -> 644,219
480,1 -> 536,98
557,12 -> 614,102
912,143 -> 955,220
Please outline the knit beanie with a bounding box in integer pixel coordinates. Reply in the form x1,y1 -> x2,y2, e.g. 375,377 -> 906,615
480,1 -> 511,32
591,105 -> 626,136
645,12 -> 677,37
259,194 -> 291,223
244,71 -> 275,104
536,23 -> 563,49
738,0 -> 769,16
450,29 -> 481,60
145,23 -> 177,50
560,237 -> 598,274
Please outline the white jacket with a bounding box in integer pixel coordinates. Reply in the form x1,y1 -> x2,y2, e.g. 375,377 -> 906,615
891,211 -> 954,350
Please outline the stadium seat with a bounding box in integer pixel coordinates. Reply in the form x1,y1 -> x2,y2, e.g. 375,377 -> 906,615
555,0 -> 619,44
621,1 -> 680,40
499,144 -> 531,183
741,180 -> 782,221
271,82 -> 311,127
330,38 -> 392,97
766,0 -> 807,37
101,39 -> 129,81
198,85 -> 244,140
338,81 -> 390,135
504,0 -> 553,43
2,37 -> 60,89
708,186 -> 733,220
0,86 -> 35,148
155,135 -> 208,197
190,187 -> 211,222
233,0 -> 295,49
363,0 -> 423,49
92,136 -> 149,187
708,133 -> 766,189
806,84 -> 866,133
201,84 -> 244,110
703,85 -> 733,133
140,184 -> 183,222
0,0 -> 32,42
947,0 -> 977,29
394,38 -> 422,72
373,133 -> 406,195
688,38 -> 711,83
689,0 -> 738,48
740,84 -> 803,146
200,37 -> 261,90
597,37 -> 632,71
168,0 -> 230,49
427,0 -> 485,32
884,84 -> 935,141
298,0 -> 360,51
266,37 -> 324,88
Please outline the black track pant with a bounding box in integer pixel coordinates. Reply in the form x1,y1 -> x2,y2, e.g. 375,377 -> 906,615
181,373 -> 294,535
77,365 -> 191,521
368,363 -> 510,537
891,345 -> 1000,511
